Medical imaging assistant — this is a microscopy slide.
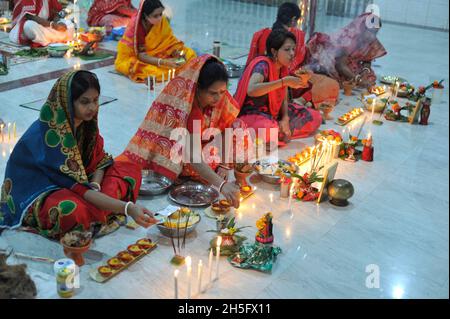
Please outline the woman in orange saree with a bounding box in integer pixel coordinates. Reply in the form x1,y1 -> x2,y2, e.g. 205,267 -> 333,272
115,0 -> 196,83
245,2 -> 340,108
120,55 -> 245,208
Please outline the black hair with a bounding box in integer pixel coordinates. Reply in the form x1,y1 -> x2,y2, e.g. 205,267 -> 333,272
71,71 -> 100,103
142,0 -> 165,17
266,29 -> 297,58
197,58 -> 229,90
272,2 -> 301,30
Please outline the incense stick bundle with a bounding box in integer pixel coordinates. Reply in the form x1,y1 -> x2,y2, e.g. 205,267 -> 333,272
181,213 -> 191,250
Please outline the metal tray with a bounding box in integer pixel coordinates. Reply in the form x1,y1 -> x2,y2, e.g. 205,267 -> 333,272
157,214 -> 201,237
168,182 -> 219,207
139,170 -> 173,196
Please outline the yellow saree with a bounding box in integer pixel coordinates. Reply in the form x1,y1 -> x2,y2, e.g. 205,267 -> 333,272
115,12 -> 196,83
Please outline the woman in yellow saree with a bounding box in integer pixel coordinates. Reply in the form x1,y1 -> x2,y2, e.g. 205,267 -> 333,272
115,0 -> 196,83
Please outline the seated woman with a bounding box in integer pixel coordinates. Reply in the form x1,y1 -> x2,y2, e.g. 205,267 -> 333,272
115,0 -> 196,83
87,0 -> 137,28
0,71 -> 157,239
305,12 -> 387,89
235,29 -> 322,144
9,0 -> 74,47
245,2 -> 340,108
119,55 -> 243,208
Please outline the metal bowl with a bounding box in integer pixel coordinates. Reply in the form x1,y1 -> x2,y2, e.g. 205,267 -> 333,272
255,160 -> 293,185
156,214 -> 201,238
139,170 -> 173,196
169,182 -> 219,207
327,179 -> 354,207
47,43 -> 69,58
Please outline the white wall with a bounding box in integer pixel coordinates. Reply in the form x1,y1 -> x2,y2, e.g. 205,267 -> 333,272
373,0 -> 448,31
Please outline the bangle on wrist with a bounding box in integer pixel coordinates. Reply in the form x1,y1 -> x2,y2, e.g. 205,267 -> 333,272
124,201 -> 133,218
89,182 -> 101,192
50,21 -> 54,28
281,78 -> 285,88
157,58 -> 162,67
218,180 -> 227,193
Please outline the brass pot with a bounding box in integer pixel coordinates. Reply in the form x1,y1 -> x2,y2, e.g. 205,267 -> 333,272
327,179 -> 354,207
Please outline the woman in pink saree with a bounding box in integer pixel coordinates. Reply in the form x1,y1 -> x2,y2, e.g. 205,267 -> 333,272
305,12 -> 387,88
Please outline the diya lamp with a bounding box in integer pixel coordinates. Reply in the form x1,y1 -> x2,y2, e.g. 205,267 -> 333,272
361,134 -> 374,162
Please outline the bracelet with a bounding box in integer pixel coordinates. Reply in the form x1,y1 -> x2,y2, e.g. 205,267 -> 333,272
281,78 -> 285,88
124,201 -> 133,218
218,180 -> 227,193
157,58 -> 162,67
50,21 -> 54,29
218,164 -> 232,170
89,182 -> 101,192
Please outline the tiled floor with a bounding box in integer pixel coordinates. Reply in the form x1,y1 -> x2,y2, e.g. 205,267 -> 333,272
0,1 -> 448,299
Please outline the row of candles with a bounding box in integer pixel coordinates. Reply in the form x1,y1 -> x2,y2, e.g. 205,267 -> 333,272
147,68 -> 177,100
0,122 -> 17,143
173,236 -> 222,299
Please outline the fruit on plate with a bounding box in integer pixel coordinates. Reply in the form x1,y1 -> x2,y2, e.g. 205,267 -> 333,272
211,201 -> 230,214
219,200 -> 231,208
98,266 -> 113,277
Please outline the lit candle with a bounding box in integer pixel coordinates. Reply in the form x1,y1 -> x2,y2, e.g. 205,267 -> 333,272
168,70 -> 172,82
0,123 -> 4,142
13,122 -> 16,140
215,236 -> 222,280
172,68 -> 176,79
152,75 -> 157,99
174,269 -> 179,299
197,260 -> 203,296
269,193 -> 274,203
207,248 -> 213,287
185,256 -> 192,299
7,123 -> 10,142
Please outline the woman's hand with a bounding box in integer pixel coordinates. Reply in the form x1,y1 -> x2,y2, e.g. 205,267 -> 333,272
127,203 -> 158,228
216,167 -> 230,180
283,76 -> 309,89
221,182 -> 241,209
163,58 -> 184,68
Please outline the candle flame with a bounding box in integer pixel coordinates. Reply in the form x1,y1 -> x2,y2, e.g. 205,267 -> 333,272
185,256 -> 192,268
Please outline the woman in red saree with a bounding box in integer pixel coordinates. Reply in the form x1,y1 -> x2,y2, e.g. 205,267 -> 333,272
0,71 -> 156,239
120,55 -> 244,208
87,0 -> 136,28
245,2 -> 340,108
9,0 -> 74,46
305,12 -> 387,88
236,29 -> 322,144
